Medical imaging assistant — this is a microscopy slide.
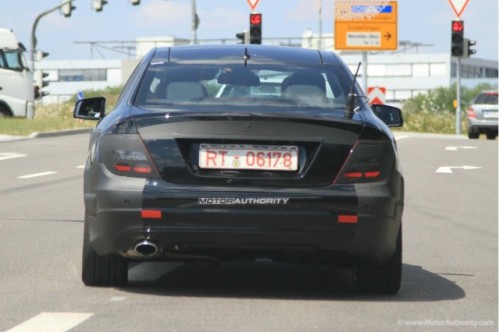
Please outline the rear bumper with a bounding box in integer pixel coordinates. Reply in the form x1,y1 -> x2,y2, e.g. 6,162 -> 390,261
468,118 -> 498,132
85,173 -> 403,265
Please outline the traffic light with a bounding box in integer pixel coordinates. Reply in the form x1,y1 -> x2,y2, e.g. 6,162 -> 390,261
129,0 -> 140,5
249,13 -> 262,44
464,39 -> 476,57
34,51 -> 50,99
451,20 -> 464,57
34,71 -> 49,89
93,0 -> 108,12
236,31 -> 249,44
34,71 -> 50,99
35,50 -> 49,62
60,0 -> 76,17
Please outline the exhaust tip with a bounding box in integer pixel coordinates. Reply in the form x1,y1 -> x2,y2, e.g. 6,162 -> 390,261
134,240 -> 159,257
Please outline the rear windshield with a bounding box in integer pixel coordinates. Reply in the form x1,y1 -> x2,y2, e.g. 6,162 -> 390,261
474,93 -> 498,105
134,61 -> 351,109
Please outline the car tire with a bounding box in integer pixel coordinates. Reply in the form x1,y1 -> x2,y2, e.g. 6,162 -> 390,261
81,219 -> 128,287
0,104 -> 10,118
468,128 -> 479,139
353,228 -> 402,294
486,132 -> 497,140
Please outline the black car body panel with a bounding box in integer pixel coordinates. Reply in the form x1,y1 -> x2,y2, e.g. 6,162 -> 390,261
76,45 -> 404,292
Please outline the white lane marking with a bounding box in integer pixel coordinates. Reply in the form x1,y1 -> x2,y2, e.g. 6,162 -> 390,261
6,312 -> 93,332
17,171 -> 57,179
76,165 -> 85,169
436,166 -> 482,174
395,135 -> 410,141
445,146 -> 479,151
109,296 -> 127,302
0,153 -> 27,161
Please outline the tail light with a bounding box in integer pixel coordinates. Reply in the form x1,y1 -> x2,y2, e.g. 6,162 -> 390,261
334,127 -> 395,184
99,134 -> 160,178
467,107 -> 477,119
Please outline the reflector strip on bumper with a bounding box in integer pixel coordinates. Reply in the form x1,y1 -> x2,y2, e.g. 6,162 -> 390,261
338,215 -> 358,224
141,210 -> 162,219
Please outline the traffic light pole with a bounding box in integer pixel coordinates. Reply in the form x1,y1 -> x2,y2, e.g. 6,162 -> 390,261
455,56 -> 462,135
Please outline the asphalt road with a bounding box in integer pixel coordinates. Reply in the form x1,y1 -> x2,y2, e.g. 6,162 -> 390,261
0,132 -> 497,331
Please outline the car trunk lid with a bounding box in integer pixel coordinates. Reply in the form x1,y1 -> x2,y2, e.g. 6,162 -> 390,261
134,110 -> 365,188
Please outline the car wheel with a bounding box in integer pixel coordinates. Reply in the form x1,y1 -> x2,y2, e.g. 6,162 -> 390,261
353,228 -> 402,294
468,128 -> 479,139
486,132 -> 497,140
81,218 -> 128,287
0,104 -> 10,118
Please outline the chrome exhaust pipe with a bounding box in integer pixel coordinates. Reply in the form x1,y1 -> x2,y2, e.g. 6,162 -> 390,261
134,240 -> 159,257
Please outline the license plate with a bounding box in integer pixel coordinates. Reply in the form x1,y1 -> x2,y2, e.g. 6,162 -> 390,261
199,144 -> 298,171
483,110 -> 498,118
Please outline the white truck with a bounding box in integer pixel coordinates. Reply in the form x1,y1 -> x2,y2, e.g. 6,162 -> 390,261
0,28 -> 34,117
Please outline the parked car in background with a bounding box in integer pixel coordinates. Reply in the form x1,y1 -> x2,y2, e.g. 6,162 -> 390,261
74,45 -> 404,294
467,90 -> 498,140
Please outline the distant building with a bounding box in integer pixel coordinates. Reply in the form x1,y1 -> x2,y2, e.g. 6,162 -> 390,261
35,35 -> 498,105
341,53 -> 498,103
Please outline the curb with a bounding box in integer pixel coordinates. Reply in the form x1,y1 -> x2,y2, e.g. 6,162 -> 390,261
0,128 -> 92,143
29,128 -> 92,138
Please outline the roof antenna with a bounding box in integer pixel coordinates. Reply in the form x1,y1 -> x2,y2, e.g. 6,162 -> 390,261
344,62 -> 361,120
243,47 -> 250,67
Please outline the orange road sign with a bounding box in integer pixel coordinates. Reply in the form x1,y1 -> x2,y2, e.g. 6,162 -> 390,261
335,1 -> 398,51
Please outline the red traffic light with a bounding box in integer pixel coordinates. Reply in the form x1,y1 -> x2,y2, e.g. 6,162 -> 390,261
452,20 -> 464,32
250,13 -> 262,25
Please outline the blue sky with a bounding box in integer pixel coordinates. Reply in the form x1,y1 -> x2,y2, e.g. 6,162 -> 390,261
0,0 -> 498,61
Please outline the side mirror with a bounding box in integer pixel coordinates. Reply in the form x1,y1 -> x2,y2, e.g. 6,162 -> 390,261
371,104 -> 404,127
73,97 -> 106,120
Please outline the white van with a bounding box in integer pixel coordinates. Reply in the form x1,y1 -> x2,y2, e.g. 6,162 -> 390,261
0,28 -> 34,117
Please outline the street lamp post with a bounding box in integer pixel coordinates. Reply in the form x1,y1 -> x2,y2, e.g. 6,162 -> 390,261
30,0 -> 75,73
191,0 -> 198,45
165,0 -> 198,44
29,0 -> 75,119
317,0 -> 322,49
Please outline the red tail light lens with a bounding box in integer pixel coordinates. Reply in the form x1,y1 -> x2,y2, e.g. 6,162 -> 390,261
100,134 -> 160,178
114,163 -> 132,172
467,107 -> 476,119
132,164 -> 152,174
364,171 -> 381,178
334,129 -> 396,184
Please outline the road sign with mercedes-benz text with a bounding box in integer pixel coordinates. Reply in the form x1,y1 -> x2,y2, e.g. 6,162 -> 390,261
335,1 -> 398,51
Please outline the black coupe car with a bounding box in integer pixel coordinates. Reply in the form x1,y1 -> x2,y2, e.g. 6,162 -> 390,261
74,45 -> 404,294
